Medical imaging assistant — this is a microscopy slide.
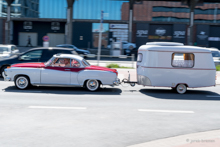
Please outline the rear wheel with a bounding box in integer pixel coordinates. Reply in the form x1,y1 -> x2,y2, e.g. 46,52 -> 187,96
85,79 -> 100,91
176,84 -> 187,94
15,76 -> 30,90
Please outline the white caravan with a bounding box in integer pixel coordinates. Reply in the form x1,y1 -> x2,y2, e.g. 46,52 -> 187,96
136,43 -> 216,94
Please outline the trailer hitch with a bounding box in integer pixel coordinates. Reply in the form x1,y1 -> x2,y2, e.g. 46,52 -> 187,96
120,71 -> 137,87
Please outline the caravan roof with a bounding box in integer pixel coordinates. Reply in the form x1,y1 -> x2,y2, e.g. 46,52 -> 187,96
139,45 -> 211,53
146,42 -> 184,46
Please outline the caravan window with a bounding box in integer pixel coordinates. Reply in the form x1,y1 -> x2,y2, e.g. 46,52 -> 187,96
137,53 -> 143,62
172,53 -> 194,68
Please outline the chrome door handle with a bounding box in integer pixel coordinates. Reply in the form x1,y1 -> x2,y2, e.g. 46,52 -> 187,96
65,69 -> 70,71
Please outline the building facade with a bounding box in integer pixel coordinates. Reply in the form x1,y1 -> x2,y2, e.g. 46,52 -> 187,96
0,0 -> 39,18
0,0 -> 220,49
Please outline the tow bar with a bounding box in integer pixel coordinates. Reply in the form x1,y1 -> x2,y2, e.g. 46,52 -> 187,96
120,71 -> 137,87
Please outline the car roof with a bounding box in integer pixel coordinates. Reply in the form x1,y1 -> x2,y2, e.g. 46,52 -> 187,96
27,47 -> 74,51
139,45 -> 211,53
56,44 -> 73,46
53,54 -> 83,60
0,44 -> 15,47
207,48 -> 219,51
146,42 -> 184,46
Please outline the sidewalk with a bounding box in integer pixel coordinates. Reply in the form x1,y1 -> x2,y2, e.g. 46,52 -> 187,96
127,129 -> 220,147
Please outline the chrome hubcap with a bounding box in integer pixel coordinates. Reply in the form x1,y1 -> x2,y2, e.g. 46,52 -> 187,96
177,84 -> 186,94
87,80 -> 99,91
16,77 -> 28,89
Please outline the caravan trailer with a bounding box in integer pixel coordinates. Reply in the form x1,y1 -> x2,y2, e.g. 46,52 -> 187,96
136,43 -> 216,94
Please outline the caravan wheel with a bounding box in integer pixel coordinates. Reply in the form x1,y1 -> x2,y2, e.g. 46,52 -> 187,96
176,84 -> 187,94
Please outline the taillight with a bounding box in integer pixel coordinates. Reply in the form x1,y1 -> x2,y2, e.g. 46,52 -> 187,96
115,70 -> 118,76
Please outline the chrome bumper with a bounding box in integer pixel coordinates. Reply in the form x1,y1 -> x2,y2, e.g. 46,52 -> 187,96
113,78 -> 120,86
2,72 -> 11,81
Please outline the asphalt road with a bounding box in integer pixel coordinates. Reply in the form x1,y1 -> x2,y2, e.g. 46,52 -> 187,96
0,78 -> 220,147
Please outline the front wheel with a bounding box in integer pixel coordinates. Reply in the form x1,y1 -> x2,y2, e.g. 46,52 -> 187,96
85,79 -> 100,91
1,66 -> 7,77
15,76 -> 30,90
176,84 -> 187,94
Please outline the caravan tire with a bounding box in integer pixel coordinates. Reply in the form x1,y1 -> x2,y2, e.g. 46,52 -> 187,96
176,84 -> 187,94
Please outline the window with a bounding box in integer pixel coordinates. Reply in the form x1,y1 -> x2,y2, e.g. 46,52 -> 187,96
211,51 -> 220,57
137,53 -> 143,62
0,47 -> 9,53
50,58 -> 71,67
11,46 -> 18,51
20,50 -> 43,60
82,59 -> 90,67
172,53 -> 194,68
71,59 -> 80,68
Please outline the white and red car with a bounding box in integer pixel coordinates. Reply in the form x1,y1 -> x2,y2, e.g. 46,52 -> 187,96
3,54 -> 119,91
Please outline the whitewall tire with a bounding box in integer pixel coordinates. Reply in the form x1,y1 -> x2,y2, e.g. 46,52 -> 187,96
86,79 -> 100,91
15,76 -> 30,90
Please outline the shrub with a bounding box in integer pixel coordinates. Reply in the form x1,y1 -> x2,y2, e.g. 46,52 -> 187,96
106,63 -> 133,69
106,64 -> 120,68
216,65 -> 220,71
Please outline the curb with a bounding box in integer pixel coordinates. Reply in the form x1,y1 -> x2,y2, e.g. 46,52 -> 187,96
127,129 -> 220,147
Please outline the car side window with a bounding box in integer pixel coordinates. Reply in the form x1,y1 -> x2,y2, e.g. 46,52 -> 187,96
172,53 -> 194,68
11,46 -> 16,51
71,59 -> 80,68
20,50 -> 43,60
51,58 -> 71,67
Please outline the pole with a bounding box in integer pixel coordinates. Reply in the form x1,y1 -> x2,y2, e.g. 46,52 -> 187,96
128,9 -> 133,42
187,0 -> 197,45
128,0 -> 134,43
97,10 -> 104,66
214,3 -> 218,23
66,0 -> 74,44
5,0 -> 15,44
5,5 -> 11,44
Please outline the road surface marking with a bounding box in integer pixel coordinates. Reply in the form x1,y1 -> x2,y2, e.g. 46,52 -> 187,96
138,109 -> 194,114
206,95 -> 220,97
28,106 -> 87,110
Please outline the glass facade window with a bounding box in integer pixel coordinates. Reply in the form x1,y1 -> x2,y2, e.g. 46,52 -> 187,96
152,17 -> 189,22
0,0 -> 39,18
153,7 -> 189,13
39,0 -> 127,20
153,6 -> 220,15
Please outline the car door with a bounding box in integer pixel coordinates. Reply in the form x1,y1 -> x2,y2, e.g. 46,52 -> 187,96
70,59 -> 83,85
41,57 -> 71,85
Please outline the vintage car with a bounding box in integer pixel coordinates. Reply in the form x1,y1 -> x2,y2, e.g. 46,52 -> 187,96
3,54 -> 119,91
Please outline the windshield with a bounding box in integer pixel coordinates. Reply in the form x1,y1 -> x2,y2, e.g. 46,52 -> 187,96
0,47 -> 9,53
211,51 -> 220,57
82,59 -> 90,67
45,57 -> 55,66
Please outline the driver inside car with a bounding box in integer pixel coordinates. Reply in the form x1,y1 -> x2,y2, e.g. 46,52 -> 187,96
64,58 -> 70,67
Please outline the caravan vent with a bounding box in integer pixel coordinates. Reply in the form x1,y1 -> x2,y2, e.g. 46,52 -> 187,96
146,42 -> 184,46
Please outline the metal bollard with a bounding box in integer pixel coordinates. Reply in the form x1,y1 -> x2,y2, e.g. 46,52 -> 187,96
132,54 -> 135,68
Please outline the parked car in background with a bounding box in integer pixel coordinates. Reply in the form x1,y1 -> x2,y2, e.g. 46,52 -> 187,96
0,47 -> 78,77
107,42 -> 136,56
56,44 -> 90,58
0,44 -> 19,59
3,54 -> 119,91
208,48 -> 220,66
